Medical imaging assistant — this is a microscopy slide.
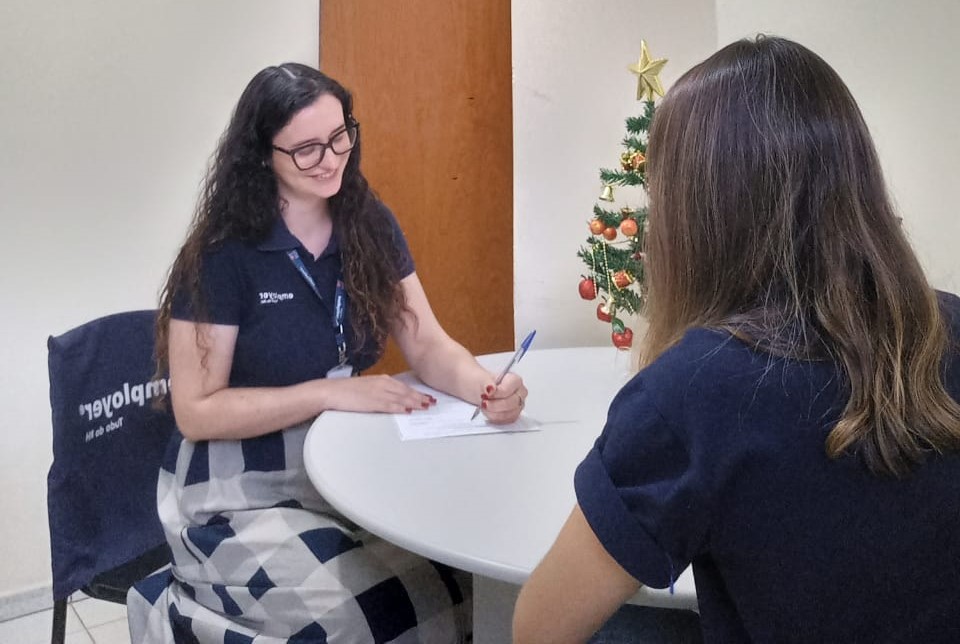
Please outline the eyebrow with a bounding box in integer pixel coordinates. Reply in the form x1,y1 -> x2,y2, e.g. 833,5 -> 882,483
288,123 -> 348,149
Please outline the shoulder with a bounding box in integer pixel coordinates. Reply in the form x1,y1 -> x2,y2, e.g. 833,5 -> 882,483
189,239 -> 250,285
365,198 -> 415,277
190,237 -> 270,295
367,199 -> 406,234
198,238 -> 264,272
935,291 -> 960,398
196,237 -> 250,263
626,326 -> 841,444
363,197 -> 393,221
937,290 -> 960,336
600,328 -> 748,449
171,239 -> 256,322
637,327 -> 764,405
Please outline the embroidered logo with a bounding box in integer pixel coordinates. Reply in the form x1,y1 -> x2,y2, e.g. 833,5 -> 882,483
259,291 -> 295,305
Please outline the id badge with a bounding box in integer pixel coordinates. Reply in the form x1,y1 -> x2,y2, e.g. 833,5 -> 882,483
326,363 -> 354,379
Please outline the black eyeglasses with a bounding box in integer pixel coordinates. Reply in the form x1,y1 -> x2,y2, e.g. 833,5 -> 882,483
272,120 -> 359,171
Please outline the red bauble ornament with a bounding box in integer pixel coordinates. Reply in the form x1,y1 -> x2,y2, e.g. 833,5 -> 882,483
612,327 -> 634,349
613,270 -> 633,289
589,218 -> 605,235
596,302 -> 613,322
620,218 -> 638,237
578,277 -> 597,300
602,227 -> 618,241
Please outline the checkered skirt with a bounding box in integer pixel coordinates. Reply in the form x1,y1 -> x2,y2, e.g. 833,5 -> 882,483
127,422 -> 471,643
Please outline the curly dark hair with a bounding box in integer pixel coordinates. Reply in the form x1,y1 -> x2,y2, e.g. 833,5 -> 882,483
156,63 -> 407,374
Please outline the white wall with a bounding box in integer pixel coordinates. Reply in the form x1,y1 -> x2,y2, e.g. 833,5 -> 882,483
512,0 -> 718,348
0,0 -> 319,602
715,0 -> 960,294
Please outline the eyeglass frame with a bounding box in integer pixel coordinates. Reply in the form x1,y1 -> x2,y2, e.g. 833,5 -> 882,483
271,119 -> 360,171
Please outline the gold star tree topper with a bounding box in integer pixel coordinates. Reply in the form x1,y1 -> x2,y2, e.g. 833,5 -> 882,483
628,40 -> 668,101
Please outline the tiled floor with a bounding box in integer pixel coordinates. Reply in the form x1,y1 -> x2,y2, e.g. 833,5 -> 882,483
0,595 -> 130,644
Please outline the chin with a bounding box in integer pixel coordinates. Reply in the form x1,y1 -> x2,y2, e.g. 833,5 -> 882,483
309,178 -> 344,200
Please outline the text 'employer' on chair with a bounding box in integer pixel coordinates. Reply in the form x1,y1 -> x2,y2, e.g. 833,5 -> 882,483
46,310 -> 175,644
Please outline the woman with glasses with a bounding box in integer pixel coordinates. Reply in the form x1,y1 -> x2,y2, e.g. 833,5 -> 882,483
513,36 -> 960,643
127,62 -> 526,643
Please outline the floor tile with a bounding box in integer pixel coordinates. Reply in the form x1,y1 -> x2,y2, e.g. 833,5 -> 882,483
67,604 -> 88,633
0,608 -> 57,644
65,628 -> 95,644
87,618 -> 131,644
73,598 -> 127,629
0,603 -> 92,643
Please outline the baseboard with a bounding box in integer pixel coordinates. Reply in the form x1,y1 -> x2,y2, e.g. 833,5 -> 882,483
0,583 -> 54,622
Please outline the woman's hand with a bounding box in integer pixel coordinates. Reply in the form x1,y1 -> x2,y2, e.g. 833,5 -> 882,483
322,374 -> 435,415
480,372 -> 528,424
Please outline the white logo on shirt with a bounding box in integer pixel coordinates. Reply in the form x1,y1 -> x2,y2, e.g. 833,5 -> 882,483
259,291 -> 295,305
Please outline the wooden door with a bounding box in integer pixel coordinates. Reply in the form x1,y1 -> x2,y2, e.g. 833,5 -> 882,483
320,0 -> 514,374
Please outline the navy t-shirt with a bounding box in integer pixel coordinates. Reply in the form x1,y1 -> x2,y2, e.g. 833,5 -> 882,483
171,202 -> 415,386
576,292 -> 960,643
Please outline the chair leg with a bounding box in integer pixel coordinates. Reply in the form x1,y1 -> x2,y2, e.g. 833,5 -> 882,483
51,599 -> 67,644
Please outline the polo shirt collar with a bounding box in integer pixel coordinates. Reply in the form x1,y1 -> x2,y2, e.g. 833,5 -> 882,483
257,215 -> 340,258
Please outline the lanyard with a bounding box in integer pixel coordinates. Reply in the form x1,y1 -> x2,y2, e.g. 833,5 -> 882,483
287,250 -> 348,366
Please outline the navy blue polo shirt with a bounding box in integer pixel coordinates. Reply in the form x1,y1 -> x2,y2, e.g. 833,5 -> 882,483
576,292 -> 960,643
171,204 -> 414,386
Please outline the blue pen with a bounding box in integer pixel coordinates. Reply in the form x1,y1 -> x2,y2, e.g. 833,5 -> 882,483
470,330 -> 537,421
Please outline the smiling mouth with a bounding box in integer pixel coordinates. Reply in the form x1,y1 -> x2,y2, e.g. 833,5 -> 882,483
311,170 -> 336,180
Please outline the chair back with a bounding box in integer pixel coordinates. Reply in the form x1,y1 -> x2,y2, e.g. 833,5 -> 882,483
47,310 -> 175,601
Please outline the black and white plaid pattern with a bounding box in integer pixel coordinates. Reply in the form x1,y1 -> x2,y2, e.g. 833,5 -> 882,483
128,422 -> 470,643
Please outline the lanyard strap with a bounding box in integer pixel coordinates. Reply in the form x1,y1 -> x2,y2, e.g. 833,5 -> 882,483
287,250 -> 348,366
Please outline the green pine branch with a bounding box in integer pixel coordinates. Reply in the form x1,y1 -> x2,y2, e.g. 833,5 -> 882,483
622,136 -> 646,153
625,101 -> 656,133
599,168 -> 645,187
611,286 -> 644,315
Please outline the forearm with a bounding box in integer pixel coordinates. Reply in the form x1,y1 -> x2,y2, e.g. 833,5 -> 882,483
172,378 -> 333,441
514,588 -> 594,644
408,337 -> 492,405
514,506 -> 640,643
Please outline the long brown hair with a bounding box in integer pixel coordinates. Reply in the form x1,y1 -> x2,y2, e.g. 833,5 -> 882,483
642,36 -> 960,476
156,63 -> 406,374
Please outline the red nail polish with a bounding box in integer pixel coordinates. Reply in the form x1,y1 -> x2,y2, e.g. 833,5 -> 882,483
485,385 -> 495,394
481,401 -> 487,409
421,402 -> 429,409
405,407 -> 413,413
481,394 -> 489,401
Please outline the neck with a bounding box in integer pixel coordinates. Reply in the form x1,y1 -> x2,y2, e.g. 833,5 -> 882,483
279,191 -> 333,258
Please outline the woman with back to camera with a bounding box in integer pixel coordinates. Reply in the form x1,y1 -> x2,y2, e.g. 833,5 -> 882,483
513,36 -> 960,643
126,63 -> 527,643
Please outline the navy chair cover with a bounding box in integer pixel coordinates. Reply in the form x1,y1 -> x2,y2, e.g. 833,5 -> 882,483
47,310 -> 175,601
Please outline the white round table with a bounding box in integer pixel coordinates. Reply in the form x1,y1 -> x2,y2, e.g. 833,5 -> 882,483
304,346 -> 697,642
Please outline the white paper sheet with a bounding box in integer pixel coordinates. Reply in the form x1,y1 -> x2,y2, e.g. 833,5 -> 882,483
391,373 -> 541,441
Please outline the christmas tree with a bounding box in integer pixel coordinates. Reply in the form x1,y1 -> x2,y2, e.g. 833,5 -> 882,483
577,41 -> 667,350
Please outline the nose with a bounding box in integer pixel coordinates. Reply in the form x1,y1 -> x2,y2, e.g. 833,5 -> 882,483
316,152 -> 341,174
314,154 -> 339,174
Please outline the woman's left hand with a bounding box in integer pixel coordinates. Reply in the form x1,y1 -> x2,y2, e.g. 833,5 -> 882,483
480,372 -> 528,424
